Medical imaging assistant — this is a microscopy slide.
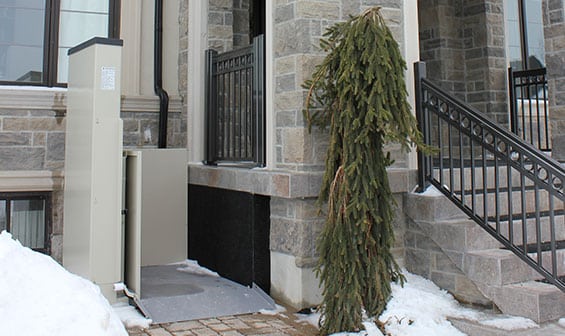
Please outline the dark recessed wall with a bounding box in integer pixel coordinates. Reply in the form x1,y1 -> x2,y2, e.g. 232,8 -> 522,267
188,184 -> 270,293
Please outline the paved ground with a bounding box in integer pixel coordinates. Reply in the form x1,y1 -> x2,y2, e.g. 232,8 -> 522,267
126,312 -> 319,336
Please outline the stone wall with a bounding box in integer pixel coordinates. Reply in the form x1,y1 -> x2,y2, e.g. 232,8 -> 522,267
233,0 -> 250,48
273,0 -> 408,172
543,0 -> 565,160
208,0 -> 234,51
419,0 -> 508,125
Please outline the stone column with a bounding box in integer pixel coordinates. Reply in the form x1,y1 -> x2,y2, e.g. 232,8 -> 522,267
543,0 -> 565,160
418,0 -> 508,125
270,0 -> 410,308
208,0 -> 234,51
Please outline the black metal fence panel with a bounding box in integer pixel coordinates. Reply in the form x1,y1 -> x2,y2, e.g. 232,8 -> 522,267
205,35 -> 265,166
508,67 -> 551,151
415,62 -> 565,291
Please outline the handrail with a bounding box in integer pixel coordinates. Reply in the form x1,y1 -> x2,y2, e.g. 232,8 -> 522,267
415,61 -> 565,291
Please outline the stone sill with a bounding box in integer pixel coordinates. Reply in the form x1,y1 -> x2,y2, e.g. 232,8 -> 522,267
0,170 -> 64,192
188,164 -> 417,199
0,88 -> 182,113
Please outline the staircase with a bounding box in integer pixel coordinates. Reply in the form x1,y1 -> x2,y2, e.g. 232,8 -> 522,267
407,62 -> 565,324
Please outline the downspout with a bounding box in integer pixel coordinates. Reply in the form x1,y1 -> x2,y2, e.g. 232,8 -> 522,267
154,0 -> 169,148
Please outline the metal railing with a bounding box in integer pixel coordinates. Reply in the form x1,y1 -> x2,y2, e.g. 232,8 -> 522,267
205,35 -> 265,166
508,67 -> 551,151
415,62 -> 565,291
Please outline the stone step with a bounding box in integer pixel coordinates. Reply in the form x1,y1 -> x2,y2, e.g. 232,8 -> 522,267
464,249 -> 535,286
478,280 -> 565,323
464,248 -> 565,286
486,215 -> 565,245
432,164 -> 540,192
450,313 -> 565,336
455,188 -> 563,218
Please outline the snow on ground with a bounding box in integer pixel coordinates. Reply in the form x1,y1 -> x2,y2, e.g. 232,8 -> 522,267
1,229 -> 542,336
0,231 -> 127,336
297,270 -> 539,336
112,301 -> 151,330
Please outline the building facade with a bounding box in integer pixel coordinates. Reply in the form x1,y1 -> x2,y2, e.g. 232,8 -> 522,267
0,0 -> 563,313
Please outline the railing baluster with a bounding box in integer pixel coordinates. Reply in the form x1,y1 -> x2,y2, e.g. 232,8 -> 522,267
507,146 -> 514,245
470,121 -> 476,214
520,156 -> 527,255
458,109 -> 465,205
494,138 -> 500,234
482,128 -> 488,224
548,185 -> 557,276
534,164 -> 542,267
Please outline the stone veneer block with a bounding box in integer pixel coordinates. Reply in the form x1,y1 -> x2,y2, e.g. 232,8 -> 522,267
464,249 -> 533,286
491,281 -> 565,323
405,191 -> 468,222
188,165 -> 415,199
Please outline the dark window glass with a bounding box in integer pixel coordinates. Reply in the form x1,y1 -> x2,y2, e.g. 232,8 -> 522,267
0,192 -> 51,254
505,0 -> 545,70
0,0 -> 46,82
0,0 -> 118,87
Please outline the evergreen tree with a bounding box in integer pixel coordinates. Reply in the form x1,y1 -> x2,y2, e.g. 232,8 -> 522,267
303,7 -> 424,335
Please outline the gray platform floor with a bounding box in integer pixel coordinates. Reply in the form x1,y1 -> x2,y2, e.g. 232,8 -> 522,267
136,265 -> 275,324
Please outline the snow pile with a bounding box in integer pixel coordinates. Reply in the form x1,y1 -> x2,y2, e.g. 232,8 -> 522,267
174,259 -> 219,277
0,231 -> 127,336
298,271 -> 480,336
298,271 -> 542,335
379,272 -> 480,336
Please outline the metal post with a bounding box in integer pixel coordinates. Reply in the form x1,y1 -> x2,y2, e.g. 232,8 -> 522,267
204,49 -> 218,165
253,34 -> 265,166
414,61 -> 430,192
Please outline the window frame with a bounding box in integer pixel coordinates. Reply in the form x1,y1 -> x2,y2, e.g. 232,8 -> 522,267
0,0 -> 120,88
514,0 -> 544,70
0,191 -> 52,254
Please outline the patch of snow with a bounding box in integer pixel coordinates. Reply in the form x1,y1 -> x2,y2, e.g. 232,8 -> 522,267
112,302 -> 152,330
379,271 -> 479,336
0,231 -> 127,336
479,316 -> 538,330
113,282 -> 127,292
296,311 -> 321,327
418,185 -> 444,197
173,259 -> 219,277
559,318 -> 565,328
301,270 -> 484,336
259,304 -> 287,316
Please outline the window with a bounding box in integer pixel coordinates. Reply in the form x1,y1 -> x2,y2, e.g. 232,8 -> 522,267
0,192 -> 51,254
0,0 -> 119,87
505,0 -> 545,70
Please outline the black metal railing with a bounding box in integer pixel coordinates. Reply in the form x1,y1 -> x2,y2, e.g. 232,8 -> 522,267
415,62 -> 565,291
205,35 -> 265,166
508,67 -> 550,151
